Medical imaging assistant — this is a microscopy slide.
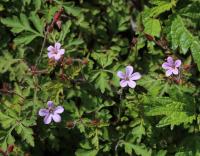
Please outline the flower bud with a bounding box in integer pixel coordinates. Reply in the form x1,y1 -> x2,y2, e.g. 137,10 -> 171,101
82,58 -> 88,65
66,58 -> 73,65
66,121 -> 76,129
7,144 -> 14,153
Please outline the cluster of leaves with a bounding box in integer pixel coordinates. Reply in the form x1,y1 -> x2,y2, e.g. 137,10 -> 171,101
0,0 -> 200,155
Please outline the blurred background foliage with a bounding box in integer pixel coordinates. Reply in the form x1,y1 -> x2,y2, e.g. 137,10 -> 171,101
0,0 -> 200,155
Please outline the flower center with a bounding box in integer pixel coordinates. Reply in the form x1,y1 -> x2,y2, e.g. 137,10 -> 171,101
52,48 -> 58,54
49,108 -> 54,114
125,76 -> 129,81
172,64 -> 176,69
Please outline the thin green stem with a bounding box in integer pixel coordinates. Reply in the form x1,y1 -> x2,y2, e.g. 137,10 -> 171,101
35,31 -> 48,67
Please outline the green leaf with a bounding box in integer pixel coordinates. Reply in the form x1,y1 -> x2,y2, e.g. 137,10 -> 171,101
175,135 -> 200,156
14,33 -> 38,45
0,53 -> 18,73
15,123 -> 34,147
1,13 -> 43,45
33,0 -> 42,10
190,40 -> 200,70
75,149 -> 98,156
0,112 -> 15,129
145,97 -> 195,127
93,72 -> 110,93
144,18 -> 161,37
91,52 -> 117,68
147,0 -> 176,18
67,38 -> 84,47
124,142 -> 151,156
29,12 -> 44,35
168,15 -> 200,70
137,74 -> 168,96
1,16 -> 23,33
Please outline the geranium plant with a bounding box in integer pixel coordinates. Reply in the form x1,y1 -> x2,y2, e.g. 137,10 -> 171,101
0,0 -> 200,155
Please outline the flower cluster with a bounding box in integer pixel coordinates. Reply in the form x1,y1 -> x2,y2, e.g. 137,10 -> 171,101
39,43 -> 182,124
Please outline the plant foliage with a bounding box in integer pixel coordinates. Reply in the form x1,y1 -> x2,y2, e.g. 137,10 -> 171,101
0,0 -> 200,155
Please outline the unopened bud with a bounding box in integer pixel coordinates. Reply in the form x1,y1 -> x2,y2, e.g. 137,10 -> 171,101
7,144 -> 14,153
145,33 -> 154,41
66,58 -> 73,65
82,58 -> 88,65
66,121 -> 76,129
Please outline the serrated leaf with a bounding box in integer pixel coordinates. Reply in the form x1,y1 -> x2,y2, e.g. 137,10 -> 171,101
94,72 -> 110,93
157,112 -> 195,127
20,14 -> 31,30
190,40 -> 200,70
33,0 -> 42,10
29,12 -> 44,35
0,53 -> 18,73
145,97 -> 195,127
144,18 -> 161,37
75,149 -> 98,156
142,0 -> 176,22
0,112 -> 15,129
14,33 -> 38,45
91,52 -> 117,68
124,142 -> 151,156
1,16 -> 24,33
137,74 -> 167,96
1,13 -> 43,46
15,124 -> 34,147
168,15 -> 200,70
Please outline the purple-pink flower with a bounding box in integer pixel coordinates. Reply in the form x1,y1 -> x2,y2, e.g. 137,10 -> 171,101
117,66 -> 141,88
47,42 -> 65,61
38,101 -> 64,124
162,56 -> 182,77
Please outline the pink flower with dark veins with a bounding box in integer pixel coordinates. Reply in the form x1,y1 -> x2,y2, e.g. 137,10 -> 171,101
162,56 -> 182,77
47,42 -> 65,61
117,66 -> 141,88
38,101 -> 64,124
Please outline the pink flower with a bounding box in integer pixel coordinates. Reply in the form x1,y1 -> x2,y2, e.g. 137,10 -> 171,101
38,101 -> 64,124
117,66 -> 141,88
162,56 -> 182,77
47,42 -> 65,61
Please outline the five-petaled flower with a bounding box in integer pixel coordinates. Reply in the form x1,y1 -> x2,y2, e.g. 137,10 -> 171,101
38,101 -> 64,124
162,56 -> 182,77
47,42 -> 65,61
117,66 -> 141,88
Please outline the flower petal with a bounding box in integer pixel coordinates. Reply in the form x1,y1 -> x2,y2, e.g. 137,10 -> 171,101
167,56 -> 174,65
166,69 -> 173,77
48,52 -> 55,59
52,114 -> 61,123
47,46 -> 54,52
47,101 -> 54,108
130,72 -> 141,80
58,49 -> 65,55
38,109 -> 49,116
127,80 -> 136,88
125,66 -> 133,76
175,60 -> 181,67
120,80 -> 128,87
54,106 -> 64,114
162,62 -> 171,69
172,68 -> 179,75
54,54 -> 61,61
117,71 -> 125,79
44,114 -> 52,124
55,42 -> 61,50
